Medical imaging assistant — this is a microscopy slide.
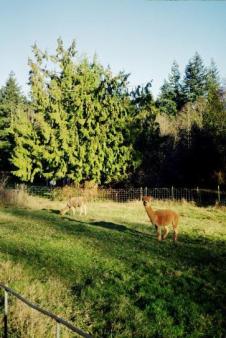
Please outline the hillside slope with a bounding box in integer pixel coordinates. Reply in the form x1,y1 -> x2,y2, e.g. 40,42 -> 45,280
0,200 -> 225,337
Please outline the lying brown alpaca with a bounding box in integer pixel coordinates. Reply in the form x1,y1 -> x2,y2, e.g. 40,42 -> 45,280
142,196 -> 179,241
60,196 -> 87,216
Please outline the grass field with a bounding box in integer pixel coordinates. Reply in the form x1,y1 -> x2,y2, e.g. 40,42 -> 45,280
0,197 -> 226,337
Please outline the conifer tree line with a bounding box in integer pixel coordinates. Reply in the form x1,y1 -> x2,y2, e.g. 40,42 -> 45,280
0,39 -> 225,187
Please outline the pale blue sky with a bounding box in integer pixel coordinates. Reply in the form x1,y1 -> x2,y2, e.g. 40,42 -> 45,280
1,0 -> 226,97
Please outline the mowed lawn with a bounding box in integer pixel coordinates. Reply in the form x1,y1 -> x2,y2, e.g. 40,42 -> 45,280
0,198 -> 226,337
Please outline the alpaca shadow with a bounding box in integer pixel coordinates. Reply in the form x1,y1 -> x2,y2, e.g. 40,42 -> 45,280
92,221 -> 128,232
51,214 -> 129,232
91,220 -> 153,239
46,209 -> 59,214
57,217 -> 131,233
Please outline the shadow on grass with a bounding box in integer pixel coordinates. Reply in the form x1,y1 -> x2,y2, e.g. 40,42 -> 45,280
0,208 -> 225,282
92,220 -> 128,232
48,209 -> 60,214
2,206 -> 153,239
1,207 -> 226,272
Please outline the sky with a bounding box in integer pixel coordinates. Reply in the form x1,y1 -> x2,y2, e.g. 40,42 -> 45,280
1,0 -> 226,97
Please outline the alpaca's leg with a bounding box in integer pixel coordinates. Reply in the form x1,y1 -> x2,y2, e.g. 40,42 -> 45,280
173,228 -> 178,241
162,226 -> 169,240
156,227 -> 162,241
79,205 -> 85,215
60,207 -> 68,215
173,218 -> 179,241
71,207 -> 75,216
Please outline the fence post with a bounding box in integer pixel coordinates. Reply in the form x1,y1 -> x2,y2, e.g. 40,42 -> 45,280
217,185 -> 221,204
4,289 -> 8,338
140,187 -> 143,201
144,187 -> 148,196
196,186 -> 200,203
56,321 -> 61,338
171,186 -> 174,200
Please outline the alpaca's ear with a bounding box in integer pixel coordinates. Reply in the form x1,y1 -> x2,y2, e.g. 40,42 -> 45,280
143,195 -> 151,202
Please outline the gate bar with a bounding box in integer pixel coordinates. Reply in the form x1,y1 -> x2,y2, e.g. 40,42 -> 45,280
0,283 -> 92,338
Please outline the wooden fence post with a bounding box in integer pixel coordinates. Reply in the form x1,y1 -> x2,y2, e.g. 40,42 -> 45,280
196,186 -> 200,203
56,321 -> 61,338
4,289 -> 8,338
218,185 -> 221,204
171,186 -> 174,200
140,187 -> 143,201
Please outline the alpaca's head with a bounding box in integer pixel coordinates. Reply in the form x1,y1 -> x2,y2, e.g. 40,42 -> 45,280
142,196 -> 152,206
60,206 -> 68,215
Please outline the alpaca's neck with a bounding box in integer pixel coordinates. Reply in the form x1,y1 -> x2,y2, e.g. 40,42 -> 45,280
144,205 -> 156,223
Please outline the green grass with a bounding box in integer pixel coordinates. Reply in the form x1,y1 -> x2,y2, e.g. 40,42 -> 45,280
0,199 -> 226,337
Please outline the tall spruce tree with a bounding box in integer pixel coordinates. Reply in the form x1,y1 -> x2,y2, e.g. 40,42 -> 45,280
206,59 -> 220,87
130,83 -> 161,186
182,52 -> 207,102
11,106 -> 38,182
157,61 -> 183,115
0,72 -> 25,172
204,60 -> 225,131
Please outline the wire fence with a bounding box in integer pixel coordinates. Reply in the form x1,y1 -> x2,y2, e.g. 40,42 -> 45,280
27,185 -> 53,198
24,185 -> 226,205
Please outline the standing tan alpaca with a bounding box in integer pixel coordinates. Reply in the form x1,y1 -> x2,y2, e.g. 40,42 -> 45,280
142,196 -> 179,241
60,196 -> 87,216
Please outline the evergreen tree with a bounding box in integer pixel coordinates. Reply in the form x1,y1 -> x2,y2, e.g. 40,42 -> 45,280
12,39 -> 137,184
130,83 -> 161,186
168,61 -> 184,109
11,106 -> 38,182
157,61 -> 183,116
182,52 -> 207,102
202,59 -> 225,133
206,59 -> 220,87
0,72 -> 25,171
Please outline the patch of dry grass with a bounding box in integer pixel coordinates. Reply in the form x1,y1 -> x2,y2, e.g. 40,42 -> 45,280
0,186 -> 29,208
